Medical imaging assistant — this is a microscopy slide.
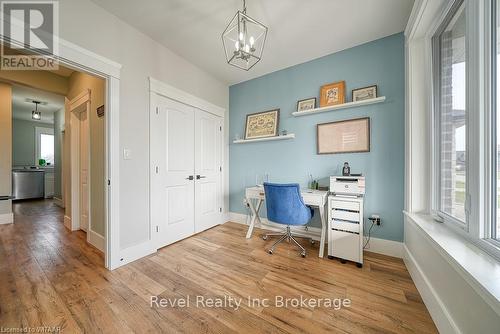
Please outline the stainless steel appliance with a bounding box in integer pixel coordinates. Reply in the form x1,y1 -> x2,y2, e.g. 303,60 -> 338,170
12,169 -> 45,200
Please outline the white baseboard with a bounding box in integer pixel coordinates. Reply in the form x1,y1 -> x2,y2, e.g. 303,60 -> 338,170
64,215 -> 72,230
403,245 -> 460,334
53,197 -> 64,208
0,212 -> 13,225
88,229 -> 105,252
227,211 -> 403,258
363,236 -> 403,258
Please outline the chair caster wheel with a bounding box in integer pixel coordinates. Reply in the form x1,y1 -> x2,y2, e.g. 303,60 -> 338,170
327,255 -> 334,260
356,263 -> 363,268
262,235 -> 268,240
301,252 -> 306,258
310,240 -> 315,244
340,259 -> 347,264
268,249 -> 273,254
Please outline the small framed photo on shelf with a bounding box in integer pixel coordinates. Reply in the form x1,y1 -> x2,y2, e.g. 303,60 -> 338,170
320,81 -> 345,107
352,85 -> 377,102
297,97 -> 316,112
244,109 -> 280,140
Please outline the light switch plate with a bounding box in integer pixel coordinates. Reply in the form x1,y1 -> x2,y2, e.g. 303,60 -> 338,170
123,148 -> 132,160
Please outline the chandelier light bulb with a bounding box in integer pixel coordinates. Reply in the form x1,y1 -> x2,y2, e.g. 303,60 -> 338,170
239,32 -> 244,41
249,36 -> 254,46
235,41 -> 239,51
245,44 -> 250,53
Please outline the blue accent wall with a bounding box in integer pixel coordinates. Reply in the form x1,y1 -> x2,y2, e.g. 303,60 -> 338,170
229,33 -> 405,242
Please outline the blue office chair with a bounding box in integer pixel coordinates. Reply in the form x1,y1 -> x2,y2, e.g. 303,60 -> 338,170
262,182 -> 314,257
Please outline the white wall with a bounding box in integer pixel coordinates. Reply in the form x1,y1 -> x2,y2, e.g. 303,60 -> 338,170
404,217 -> 500,334
58,0 -> 228,254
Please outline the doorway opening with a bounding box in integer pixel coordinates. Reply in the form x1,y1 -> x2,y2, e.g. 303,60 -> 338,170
1,59 -> 108,267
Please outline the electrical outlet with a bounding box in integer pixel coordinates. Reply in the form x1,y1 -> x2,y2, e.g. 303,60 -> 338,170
370,214 -> 381,226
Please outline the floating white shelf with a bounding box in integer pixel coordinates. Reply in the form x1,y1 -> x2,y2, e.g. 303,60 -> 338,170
292,96 -> 386,117
233,133 -> 295,144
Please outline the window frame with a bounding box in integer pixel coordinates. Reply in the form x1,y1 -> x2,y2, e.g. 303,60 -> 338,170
486,0 -> 500,245
429,0 -> 500,261
431,0 -> 469,231
35,126 -> 55,166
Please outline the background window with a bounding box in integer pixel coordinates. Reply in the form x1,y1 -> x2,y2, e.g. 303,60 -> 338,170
35,127 -> 54,166
40,133 -> 54,165
495,0 -> 500,239
436,2 -> 467,223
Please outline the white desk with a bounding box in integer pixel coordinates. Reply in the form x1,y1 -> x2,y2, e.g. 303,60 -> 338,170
245,186 -> 328,258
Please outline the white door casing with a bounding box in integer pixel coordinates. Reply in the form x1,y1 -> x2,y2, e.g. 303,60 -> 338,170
79,107 -> 89,232
194,108 -> 223,233
69,90 -> 91,235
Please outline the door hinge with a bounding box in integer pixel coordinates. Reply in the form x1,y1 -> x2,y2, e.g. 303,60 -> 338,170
219,166 -> 222,172
219,126 -> 222,131
107,179 -> 110,186
156,226 -> 159,233
155,166 -> 159,174
219,207 -> 222,213
156,107 -> 159,115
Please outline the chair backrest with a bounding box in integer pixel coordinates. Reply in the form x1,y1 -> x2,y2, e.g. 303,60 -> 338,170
263,182 -> 312,226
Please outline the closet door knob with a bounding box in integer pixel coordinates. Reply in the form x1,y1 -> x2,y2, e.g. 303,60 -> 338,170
196,175 -> 206,180
186,175 -> 194,180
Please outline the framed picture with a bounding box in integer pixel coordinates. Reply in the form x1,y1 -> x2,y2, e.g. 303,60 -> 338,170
297,97 -> 316,112
244,109 -> 280,140
320,81 -> 345,107
317,117 -> 370,154
352,85 -> 377,102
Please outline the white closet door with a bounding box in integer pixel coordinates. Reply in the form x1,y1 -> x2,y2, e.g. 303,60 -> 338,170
151,96 -> 195,247
194,108 -> 222,233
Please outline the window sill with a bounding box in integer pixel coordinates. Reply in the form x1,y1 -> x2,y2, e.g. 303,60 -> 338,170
404,211 -> 500,316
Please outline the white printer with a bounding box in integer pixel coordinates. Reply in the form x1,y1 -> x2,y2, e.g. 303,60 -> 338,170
328,176 -> 365,267
329,176 -> 365,197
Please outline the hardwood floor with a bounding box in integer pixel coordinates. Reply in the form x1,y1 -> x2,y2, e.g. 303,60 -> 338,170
0,200 -> 437,333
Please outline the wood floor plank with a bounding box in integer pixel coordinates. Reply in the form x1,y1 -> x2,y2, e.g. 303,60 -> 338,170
1,199 -> 438,333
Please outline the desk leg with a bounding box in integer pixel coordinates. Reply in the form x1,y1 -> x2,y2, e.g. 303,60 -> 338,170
246,198 -> 263,239
319,204 -> 326,258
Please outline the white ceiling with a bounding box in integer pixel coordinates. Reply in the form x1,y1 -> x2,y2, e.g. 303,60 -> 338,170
91,0 -> 413,84
12,85 -> 65,124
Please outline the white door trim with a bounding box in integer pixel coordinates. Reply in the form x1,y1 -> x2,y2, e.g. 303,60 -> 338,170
149,77 -> 225,118
0,29 -> 122,269
69,89 -> 90,233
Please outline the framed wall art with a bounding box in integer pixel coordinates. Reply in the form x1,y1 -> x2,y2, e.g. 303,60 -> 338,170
319,81 -> 345,107
244,109 -> 280,140
317,117 -> 370,154
297,97 -> 316,112
352,85 -> 377,102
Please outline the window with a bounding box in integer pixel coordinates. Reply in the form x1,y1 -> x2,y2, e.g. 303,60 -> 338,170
494,0 -> 500,240
428,0 -> 500,258
433,1 -> 467,225
35,127 -> 54,165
